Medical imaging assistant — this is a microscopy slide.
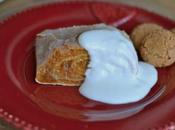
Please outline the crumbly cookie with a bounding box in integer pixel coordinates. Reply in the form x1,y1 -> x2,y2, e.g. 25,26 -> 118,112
140,29 -> 175,67
131,23 -> 163,50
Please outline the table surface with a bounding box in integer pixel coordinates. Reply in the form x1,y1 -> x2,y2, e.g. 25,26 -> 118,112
0,0 -> 175,130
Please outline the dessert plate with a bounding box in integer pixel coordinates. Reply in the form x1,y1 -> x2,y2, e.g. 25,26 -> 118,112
0,1 -> 175,130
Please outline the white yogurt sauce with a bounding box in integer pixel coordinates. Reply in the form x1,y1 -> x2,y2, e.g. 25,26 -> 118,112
78,29 -> 157,104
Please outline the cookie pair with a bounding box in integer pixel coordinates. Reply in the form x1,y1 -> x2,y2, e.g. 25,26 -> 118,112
131,23 -> 175,67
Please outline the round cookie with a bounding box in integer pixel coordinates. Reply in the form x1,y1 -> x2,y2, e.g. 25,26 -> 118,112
131,23 -> 163,50
140,29 -> 175,67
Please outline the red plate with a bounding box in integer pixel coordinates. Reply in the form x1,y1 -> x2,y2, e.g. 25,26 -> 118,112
1,1 -> 175,130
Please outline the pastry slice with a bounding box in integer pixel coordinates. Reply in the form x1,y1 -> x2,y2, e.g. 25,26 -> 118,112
35,24 -> 115,86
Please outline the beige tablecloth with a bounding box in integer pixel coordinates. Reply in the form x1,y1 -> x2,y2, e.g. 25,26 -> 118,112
0,0 -> 175,130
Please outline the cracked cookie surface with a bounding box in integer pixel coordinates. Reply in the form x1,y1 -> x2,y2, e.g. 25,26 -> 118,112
140,29 -> 175,67
131,23 -> 163,50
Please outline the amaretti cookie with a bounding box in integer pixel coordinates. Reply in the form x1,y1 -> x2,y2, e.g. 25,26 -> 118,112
131,23 -> 163,50
140,29 -> 175,67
